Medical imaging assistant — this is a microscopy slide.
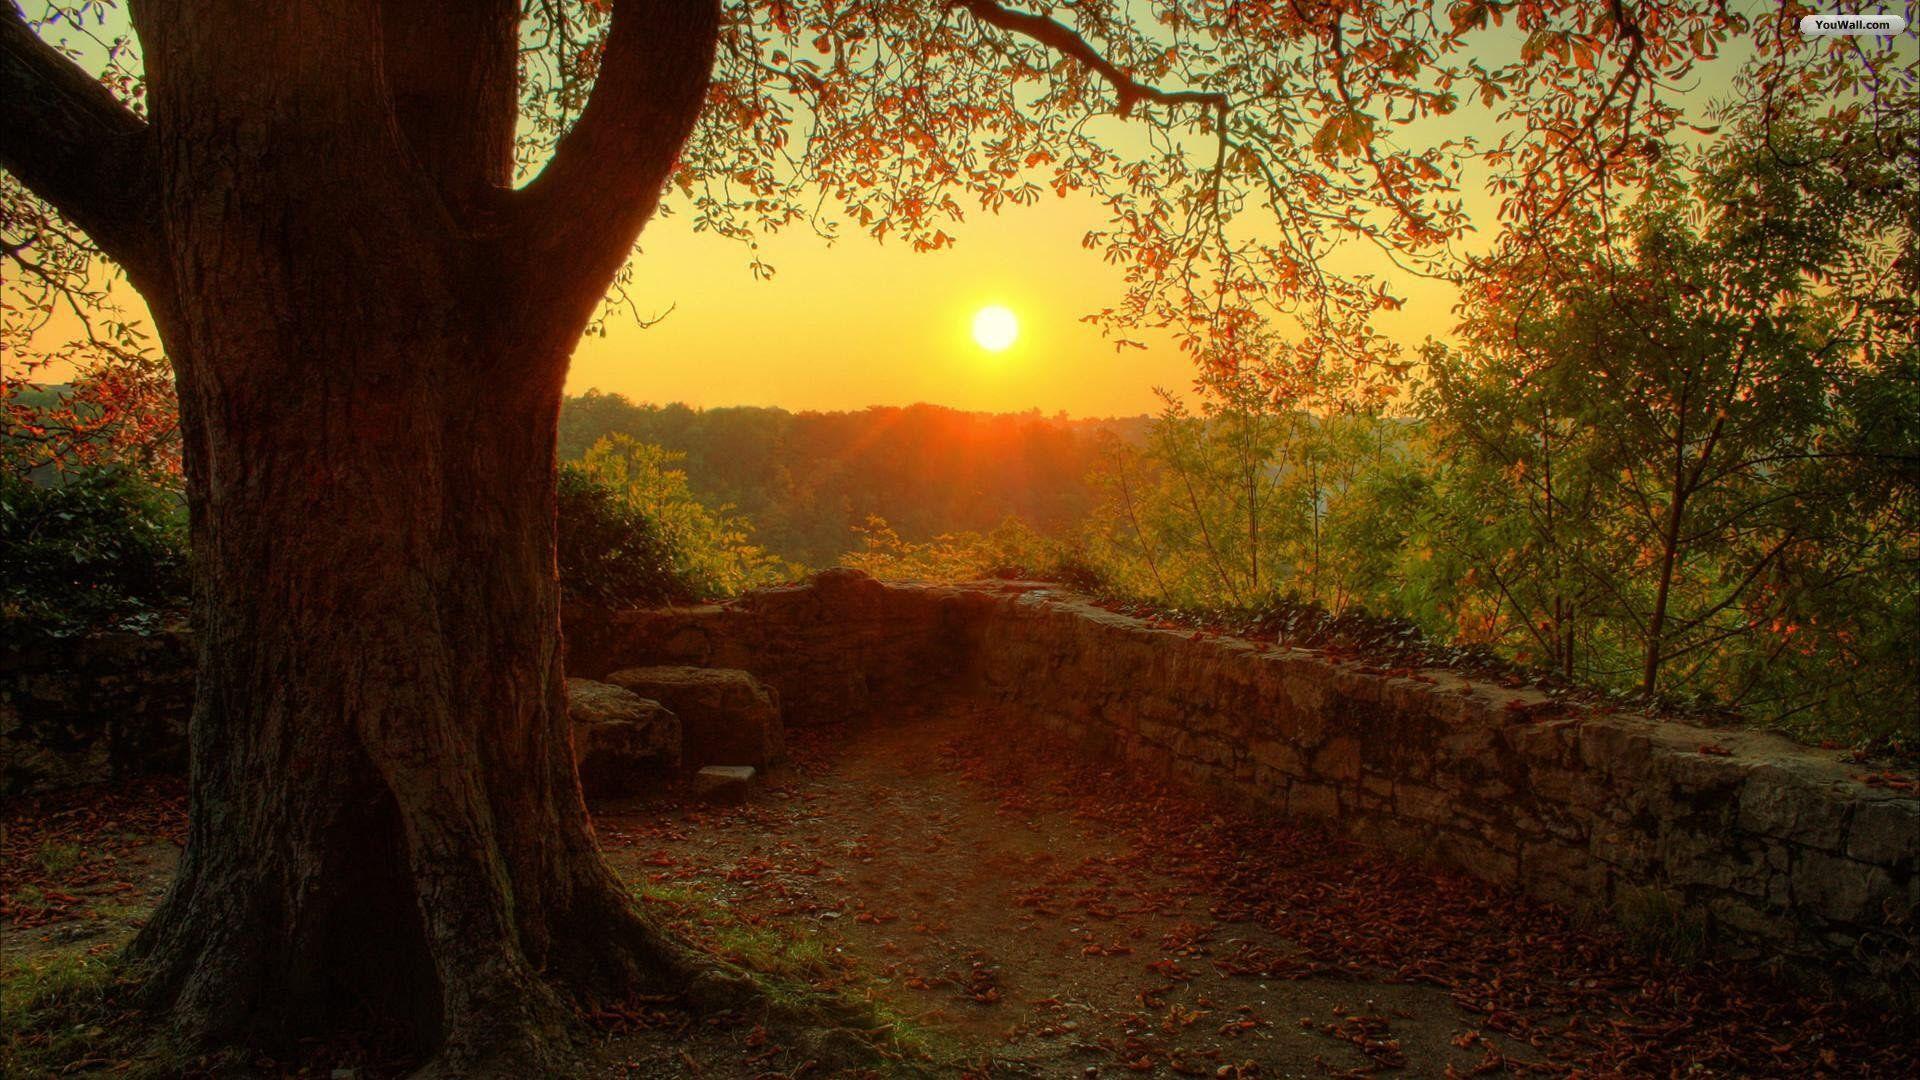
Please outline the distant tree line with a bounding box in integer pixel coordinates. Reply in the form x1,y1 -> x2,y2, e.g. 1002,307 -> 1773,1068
559,397 -> 1146,567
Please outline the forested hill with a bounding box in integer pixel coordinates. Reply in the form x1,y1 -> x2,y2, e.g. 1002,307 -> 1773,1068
559,392 -> 1150,567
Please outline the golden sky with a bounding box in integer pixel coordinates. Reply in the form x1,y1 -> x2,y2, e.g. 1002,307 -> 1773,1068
575,191 -> 1461,417
34,180 -> 1461,418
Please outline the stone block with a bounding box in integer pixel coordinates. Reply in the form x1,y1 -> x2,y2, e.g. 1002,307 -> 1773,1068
1589,819 -> 1656,873
567,678 -> 680,796
1661,830 -> 1784,900
1525,764 -> 1605,806
1503,719 -> 1569,763
606,666 -> 784,768
1289,782 -> 1342,820
1705,896 -> 1795,946
1395,784 -> 1453,826
1248,736 -> 1306,777
1737,765 -> 1850,850
1437,830 -> 1518,886
1846,798 -> 1920,865
1577,721 -> 1654,780
1522,840 -> 1605,905
1793,850 -> 1896,924
1310,736 -> 1362,781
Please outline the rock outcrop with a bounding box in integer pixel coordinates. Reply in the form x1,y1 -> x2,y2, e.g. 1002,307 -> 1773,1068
566,567 -> 977,726
565,677 -> 680,795
603,666 -> 784,768
692,764 -> 757,804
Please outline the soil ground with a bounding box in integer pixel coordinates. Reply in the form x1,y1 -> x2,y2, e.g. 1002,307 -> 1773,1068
3,705 -> 1915,1077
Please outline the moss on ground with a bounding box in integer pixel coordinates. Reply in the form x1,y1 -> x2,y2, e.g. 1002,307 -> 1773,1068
631,879 -> 945,1074
0,945 -> 182,1078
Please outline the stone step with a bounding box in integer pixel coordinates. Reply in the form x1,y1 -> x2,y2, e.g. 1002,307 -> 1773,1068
693,765 -> 756,805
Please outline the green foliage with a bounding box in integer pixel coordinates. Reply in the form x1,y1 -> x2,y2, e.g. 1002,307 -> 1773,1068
35,841 -> 83,874
572,434 -> 794,598
1408,114 -> 1918,737
0,465 -> 188,640
1073,113 -> 1919,746
555,463 -> 693,608
0,949 -> 157,1079
629,881 -> 937,1070
1084,394 -> 1419,614
840,515 -> 1099,587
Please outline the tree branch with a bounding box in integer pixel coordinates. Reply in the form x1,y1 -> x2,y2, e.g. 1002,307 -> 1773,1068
507,0 -> 721,338
0,4 -> 164,291
953,0 -> 1227,118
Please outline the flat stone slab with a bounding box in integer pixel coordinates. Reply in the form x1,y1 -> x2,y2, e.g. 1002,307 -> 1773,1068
693,765 -> 756,804
567,678 -> 680,796
604,666 -> 784,768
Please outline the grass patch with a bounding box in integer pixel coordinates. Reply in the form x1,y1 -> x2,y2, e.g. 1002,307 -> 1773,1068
633,881 -> 705,907
1615,886 -> 1710,966
707,922 -> 829,980
84,901 -> 153,930
0,947 -> 165,1077
630,880 -> 941,1072
36,842 -> 84,874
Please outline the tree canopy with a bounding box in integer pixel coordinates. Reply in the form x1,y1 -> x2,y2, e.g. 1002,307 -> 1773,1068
9,1 -> 1913,391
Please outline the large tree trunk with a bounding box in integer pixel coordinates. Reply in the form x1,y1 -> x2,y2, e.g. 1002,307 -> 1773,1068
90,2 -> 726,1072
127,321 -> 703,1069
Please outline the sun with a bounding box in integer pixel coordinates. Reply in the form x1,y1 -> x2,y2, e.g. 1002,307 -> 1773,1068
971,305 -> 1020,352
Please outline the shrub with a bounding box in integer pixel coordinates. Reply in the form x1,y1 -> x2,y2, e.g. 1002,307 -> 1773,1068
0,466 -> 188,640
572,435 -> 793,598
555,463 -> 694,608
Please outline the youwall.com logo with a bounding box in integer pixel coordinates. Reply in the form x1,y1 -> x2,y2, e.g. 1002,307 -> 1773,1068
1798,10 -> 1909,35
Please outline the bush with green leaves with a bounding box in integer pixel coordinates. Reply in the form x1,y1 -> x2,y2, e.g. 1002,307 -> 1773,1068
840,514 -> 1102,588
555,463 -> 696,608
571,435 -> 794,598
1,466 -> 188,639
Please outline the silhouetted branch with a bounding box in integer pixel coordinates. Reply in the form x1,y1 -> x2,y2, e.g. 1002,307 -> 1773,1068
954,0 -> 1228,118
0,3 -> 164,293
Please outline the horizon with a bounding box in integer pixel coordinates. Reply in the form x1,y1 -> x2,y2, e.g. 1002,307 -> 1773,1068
563,386 -> 1161,423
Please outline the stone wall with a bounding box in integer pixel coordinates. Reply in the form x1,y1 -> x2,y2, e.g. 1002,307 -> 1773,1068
1,628 -> 195,794
574,570 -> 1919,1002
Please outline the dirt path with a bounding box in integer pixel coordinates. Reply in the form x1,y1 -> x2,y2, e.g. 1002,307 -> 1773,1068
5,709 -> 1914,1077
588,707 -> 1914,1078
594,708 -> 1517,1077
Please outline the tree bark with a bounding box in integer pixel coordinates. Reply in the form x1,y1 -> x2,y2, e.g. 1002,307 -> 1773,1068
0,0 -> 729,1071
126,338 -> 706,1067
1641,479 -> 1687,697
